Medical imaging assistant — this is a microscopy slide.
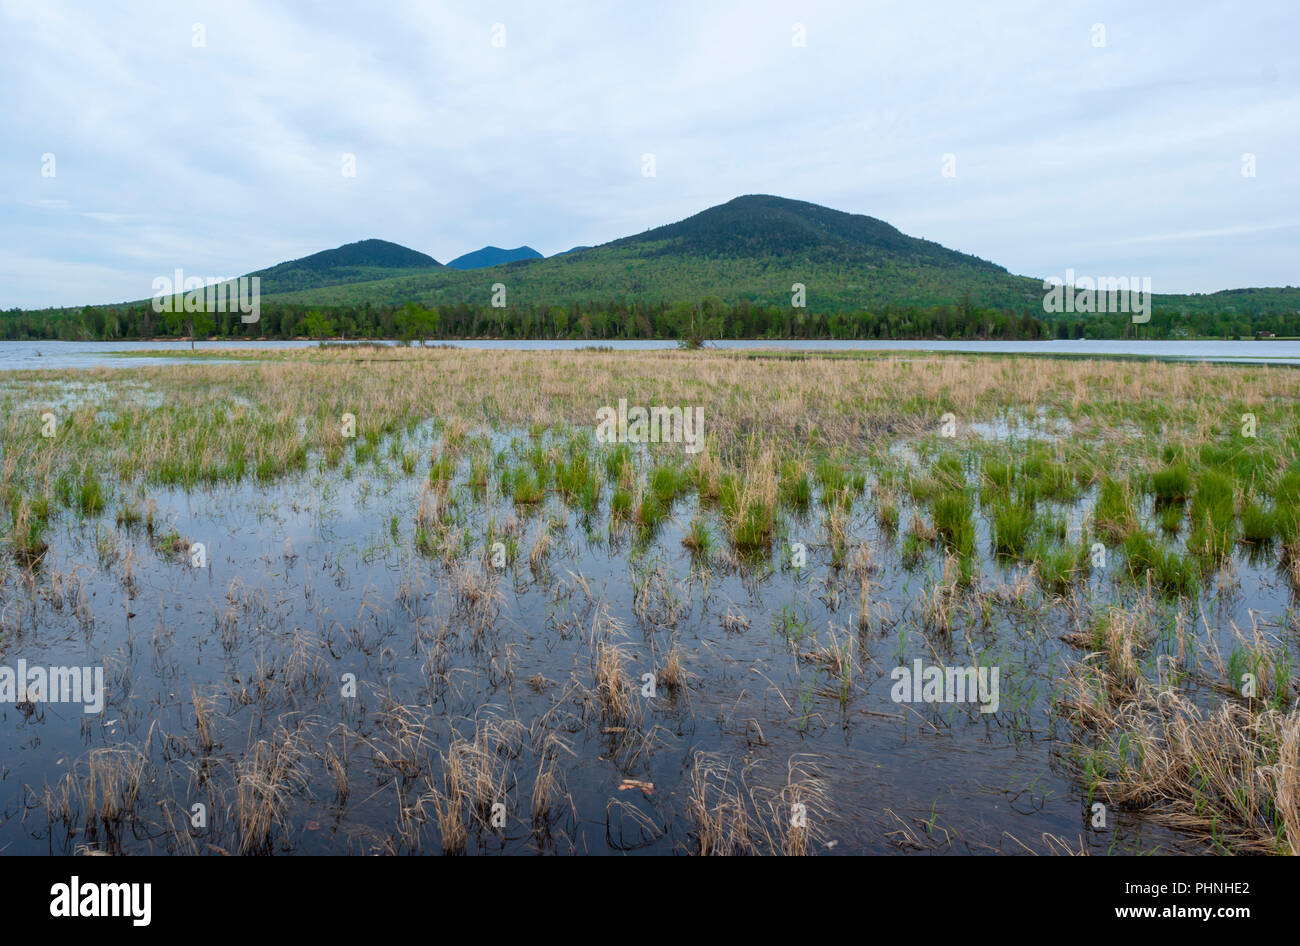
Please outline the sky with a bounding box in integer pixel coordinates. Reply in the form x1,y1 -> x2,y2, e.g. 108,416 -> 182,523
1,0 -> 1297,309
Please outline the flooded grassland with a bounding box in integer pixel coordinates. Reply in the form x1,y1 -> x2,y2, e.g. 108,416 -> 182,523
1,348 -> 1298,855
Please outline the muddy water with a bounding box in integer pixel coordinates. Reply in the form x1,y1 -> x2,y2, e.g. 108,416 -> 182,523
0,420 -> 1292,855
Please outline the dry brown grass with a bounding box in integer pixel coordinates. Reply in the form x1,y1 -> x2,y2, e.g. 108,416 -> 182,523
722,603 -> 751,633
192,687 -> 216,753
657,643 -> 688,694
594,641 -> 638,723
420,716 -> 524,852
44,745 -> 148,833
1075,692 -> 1300,853
1062,608 -> 1300,855
530,733 -> 574,826
7,350 -> 1299,510
234,719 -> 311,854
688,751 -> 830,855
1087,604 -> 1154,696
689,752 -> 765,855
921,552 -> 963,632
908,514 -> 938,544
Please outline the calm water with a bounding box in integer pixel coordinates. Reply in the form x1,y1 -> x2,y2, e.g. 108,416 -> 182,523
1,366 -> 1290,855
3,414 -> 1267,855
2,338 -> 1300,370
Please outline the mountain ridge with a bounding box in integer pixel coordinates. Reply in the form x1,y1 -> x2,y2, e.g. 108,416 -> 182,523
255,194 -> 1042,312
13,196 -> 1300,317
247,238 -> 441,294
446,245 -> 543,270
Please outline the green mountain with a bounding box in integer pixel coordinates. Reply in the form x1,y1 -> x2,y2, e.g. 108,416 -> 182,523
262,195 -> 1043,312
608,194 -> 997,265
248,238 -> 441,294
446,246 -> 543,269
13,196 -> 1300,324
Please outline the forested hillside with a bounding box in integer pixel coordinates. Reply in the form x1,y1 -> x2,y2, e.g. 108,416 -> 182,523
4,196 -> 1298,340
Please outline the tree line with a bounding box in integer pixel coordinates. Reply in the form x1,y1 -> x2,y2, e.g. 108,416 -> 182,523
2,297 -> 1297,342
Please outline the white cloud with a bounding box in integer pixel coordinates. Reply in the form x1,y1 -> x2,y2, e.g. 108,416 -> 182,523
1,0 -> 1296,308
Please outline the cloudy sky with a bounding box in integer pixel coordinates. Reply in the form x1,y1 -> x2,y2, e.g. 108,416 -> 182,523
2,0 -> 1296,309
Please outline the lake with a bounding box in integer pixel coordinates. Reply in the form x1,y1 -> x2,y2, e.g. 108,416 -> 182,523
2,338 -> 1300,371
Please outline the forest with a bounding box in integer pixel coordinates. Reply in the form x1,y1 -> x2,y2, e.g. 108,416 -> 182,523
2,297 -> 1295,343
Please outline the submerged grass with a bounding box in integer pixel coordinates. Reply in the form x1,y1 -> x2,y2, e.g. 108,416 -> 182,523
6,348 -> 1300,856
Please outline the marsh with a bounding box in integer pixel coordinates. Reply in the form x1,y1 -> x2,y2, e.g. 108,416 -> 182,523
0,347 -> 1297,855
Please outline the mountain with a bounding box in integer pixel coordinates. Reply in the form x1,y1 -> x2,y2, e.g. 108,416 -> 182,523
260,195 -> 1044,312
17,196 -> 1300,319
248,238 -> 441,294
446,246 -> 543,270
608,195 -> 999,268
